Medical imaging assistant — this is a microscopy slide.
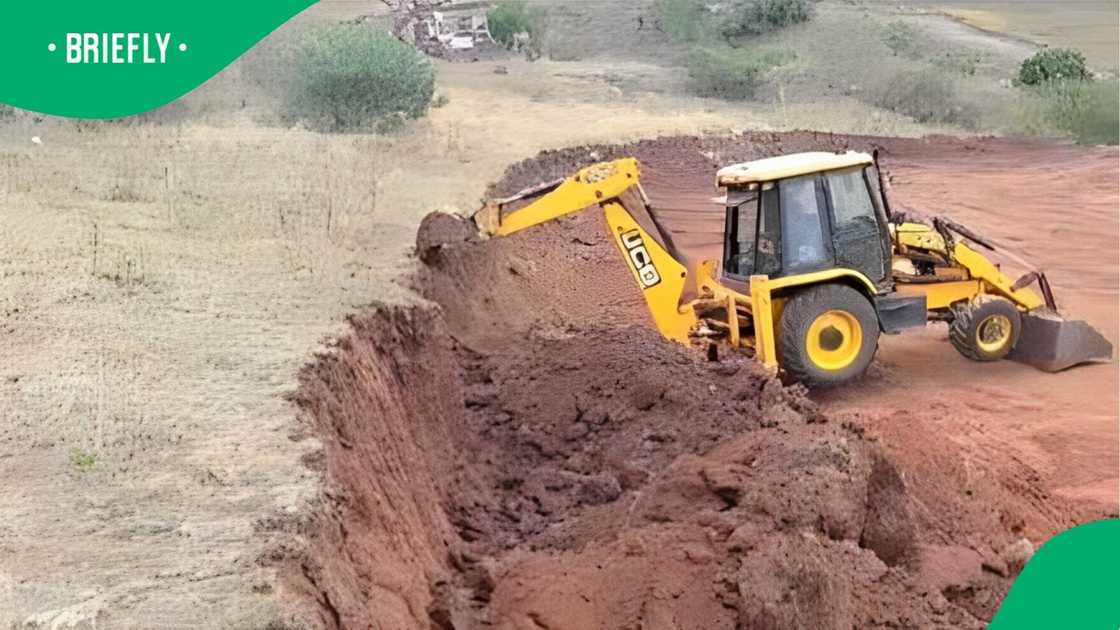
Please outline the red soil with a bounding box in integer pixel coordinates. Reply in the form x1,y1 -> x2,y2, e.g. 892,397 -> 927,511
279,133 -> 1118,629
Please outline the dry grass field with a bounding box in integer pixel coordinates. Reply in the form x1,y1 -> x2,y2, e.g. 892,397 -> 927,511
929,1 -> 1119,70
0,0 -> 1115,627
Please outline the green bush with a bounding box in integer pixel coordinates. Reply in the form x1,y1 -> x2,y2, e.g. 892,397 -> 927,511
656,0 -> 711,43
874,68 -> 976,126
720,0 -> 812,38
1016,79 -> 1118,145
282,26 -> 435,132
0,104 -> 15,120
488,0 -> 536,48
880,21 -> 918,57
1017,48 -> 1090,86
687,46 -> 793,100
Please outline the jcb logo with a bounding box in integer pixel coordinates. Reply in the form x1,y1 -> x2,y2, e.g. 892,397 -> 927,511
621,230 -> 661,288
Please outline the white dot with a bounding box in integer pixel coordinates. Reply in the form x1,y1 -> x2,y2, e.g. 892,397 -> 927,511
48,43 -> 56,52
178,43 -> 187,52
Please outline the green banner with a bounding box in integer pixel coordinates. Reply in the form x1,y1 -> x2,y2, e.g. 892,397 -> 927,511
990,518 -> 1119,628
0,1 -> 317,118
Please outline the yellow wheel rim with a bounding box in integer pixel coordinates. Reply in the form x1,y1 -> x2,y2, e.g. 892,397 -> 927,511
806,310 -> 863,371
976,314 -> 1012,353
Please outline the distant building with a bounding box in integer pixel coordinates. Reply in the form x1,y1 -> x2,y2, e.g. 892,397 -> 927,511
423,1 -> 496,51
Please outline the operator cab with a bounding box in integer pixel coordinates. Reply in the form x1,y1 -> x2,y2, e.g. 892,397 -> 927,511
717,151 -> 892,291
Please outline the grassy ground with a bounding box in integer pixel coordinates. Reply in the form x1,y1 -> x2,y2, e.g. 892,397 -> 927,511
921,1 -> 1120,70
728,2 -> 1033,130
0,0 -> 1115,626
523,0 -> 1114,139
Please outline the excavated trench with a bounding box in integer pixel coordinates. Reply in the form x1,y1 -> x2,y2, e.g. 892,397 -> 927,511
278,133 -> 1096,629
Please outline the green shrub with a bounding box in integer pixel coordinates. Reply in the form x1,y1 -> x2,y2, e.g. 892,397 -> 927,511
720,0 -> 812,38
1017,48 -> 1090,86
874,68 -> 976,126
0,104 -> 14,120
1016,79 -> 1118,145
488,0 -> 536,48
282,26 -> 435,132
656,0 -> 711,43
880,21 -> 918,57
687,46 -> 793,100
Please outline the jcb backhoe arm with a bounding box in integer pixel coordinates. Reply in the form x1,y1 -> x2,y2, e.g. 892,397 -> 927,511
473,158 -> 700,342
475,159 -> 643,237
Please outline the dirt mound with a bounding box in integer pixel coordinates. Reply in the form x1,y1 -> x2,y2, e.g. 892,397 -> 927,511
280,133 -> 1096,629
484,132 -> 862,199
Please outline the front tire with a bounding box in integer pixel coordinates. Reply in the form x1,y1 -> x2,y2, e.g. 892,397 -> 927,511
778,284 -> 880,387
949,297 -> 1021,361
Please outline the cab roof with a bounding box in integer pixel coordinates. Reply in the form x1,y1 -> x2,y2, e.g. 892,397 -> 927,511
716,151 -> 873,186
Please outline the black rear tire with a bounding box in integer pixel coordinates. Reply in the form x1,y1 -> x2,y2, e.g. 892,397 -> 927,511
777,283 -> 880,387
949,298 -> 1021,361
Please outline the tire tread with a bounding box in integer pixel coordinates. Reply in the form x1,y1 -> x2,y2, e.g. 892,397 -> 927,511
949,302 -> 983,361
777,283 -> 880,387
948,298 -> 1021,362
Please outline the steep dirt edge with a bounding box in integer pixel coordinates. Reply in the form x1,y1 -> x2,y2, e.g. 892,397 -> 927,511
276,308 -> 475,629
275,133 -> 1096,629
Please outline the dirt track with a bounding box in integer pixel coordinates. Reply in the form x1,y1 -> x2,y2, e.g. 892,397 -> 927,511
284,133 -> 1118,628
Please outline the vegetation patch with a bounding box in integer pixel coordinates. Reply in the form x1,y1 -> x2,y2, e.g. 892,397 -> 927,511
931,49 -> 988,77
1014,79 -> 1119,145
873,68 -> 977,127
1016,48 -> 1090,86
687,46 -> 794,100
880,21 -> 919,58
1011,47 -> 1114,145
719,0 -> 813,38
488,0 -> 537,48
657,0 -> 811,43
655,0 -> 711,43
280,25 -> 435,133
69,447 -> 97,473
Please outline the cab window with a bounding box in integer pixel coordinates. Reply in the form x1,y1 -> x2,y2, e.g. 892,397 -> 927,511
826,167 -> 877,230
779,174 -> 828,274
724,191 -> 758,276
756,184 -> 781,276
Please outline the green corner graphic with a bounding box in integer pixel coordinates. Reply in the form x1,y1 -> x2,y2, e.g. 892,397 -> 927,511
0,1 -> 317,118
990,519 -> 1120,629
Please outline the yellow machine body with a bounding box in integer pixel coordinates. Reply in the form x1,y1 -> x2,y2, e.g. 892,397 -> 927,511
891,222 -> 1045,309
472,157 -> 1110,379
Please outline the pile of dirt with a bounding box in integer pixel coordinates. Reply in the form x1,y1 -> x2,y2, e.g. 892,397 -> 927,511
484,132 -> 859,199
279,133 -> 1090,629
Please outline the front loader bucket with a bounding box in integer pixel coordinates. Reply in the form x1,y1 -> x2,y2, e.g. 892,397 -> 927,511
1009,311 -> 1114,372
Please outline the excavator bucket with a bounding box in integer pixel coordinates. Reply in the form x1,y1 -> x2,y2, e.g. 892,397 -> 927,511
1009,310 -> 1114,372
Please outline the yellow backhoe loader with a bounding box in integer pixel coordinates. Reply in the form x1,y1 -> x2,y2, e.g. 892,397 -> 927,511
472,152 -> 1112,386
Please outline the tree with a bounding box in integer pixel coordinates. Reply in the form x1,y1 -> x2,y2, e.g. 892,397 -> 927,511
1017,48 -> 1091,86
